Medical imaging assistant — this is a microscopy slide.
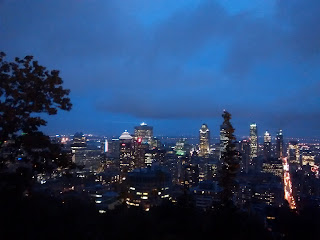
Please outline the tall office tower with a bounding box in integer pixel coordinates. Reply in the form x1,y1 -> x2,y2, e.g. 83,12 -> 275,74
134,137 -> 148,168
264,131 -> 272,160
119,131 -> 134,175
249,123 -> 258,163
71,132 -> 87,165
108,138 -> 120,158
199,123 -> 210,157
175,138 -> 189,157
239,139 -> 250,173
134,122 -> 153,146
275,130 -> 284,159
220,121 -> 229,160
287,141 -> 300,165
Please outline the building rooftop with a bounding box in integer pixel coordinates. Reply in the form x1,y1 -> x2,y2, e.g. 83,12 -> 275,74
119,130 -> 133,140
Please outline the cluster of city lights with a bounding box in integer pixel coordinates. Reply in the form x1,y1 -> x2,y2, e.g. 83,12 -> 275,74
282,157 -> 296,209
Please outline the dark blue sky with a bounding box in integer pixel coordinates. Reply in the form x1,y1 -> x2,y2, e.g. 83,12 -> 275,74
1,0 -> 320,138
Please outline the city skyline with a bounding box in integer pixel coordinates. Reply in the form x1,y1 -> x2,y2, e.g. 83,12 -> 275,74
1,0 -> 320,137
2,1 -> 320,238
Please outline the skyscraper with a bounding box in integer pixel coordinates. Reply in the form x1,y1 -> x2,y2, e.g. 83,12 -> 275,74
264,131 -> 272,160
249,123 -> 258,163
199,123 -> 210,157
119,130 -> 134,175
287,141 -> 300,166
239,139 -> 250,173
71,132 -> 87,165
134,122 -> 153,146
220,121 -> 228,160
275,129 -> 284,159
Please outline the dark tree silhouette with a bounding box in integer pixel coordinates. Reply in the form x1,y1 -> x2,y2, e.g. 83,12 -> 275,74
0,52 -> 72,195
0,52 -> 71,144
219,110 -> 240,206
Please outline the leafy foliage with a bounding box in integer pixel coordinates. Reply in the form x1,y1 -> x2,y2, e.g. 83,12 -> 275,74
0,52 -> 72,193
0,52 -> 71,144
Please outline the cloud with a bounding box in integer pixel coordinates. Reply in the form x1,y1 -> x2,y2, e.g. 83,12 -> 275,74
1,0 -> 320,136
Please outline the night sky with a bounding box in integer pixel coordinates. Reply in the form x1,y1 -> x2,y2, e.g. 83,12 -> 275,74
1,0 -> 320,138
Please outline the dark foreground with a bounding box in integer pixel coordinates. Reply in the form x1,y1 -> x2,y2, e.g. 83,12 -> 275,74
1,190 -> 319,240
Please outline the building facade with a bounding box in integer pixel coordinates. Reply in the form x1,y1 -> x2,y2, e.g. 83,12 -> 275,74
264,131 -> 272,160
249,123 -> 258,163
199,123 -> 210,157
119,131 -> 134,175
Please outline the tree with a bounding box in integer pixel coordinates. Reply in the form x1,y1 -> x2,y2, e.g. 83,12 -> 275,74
0,52 -> 72,191
0,52 -> 71,145
218,110 -> 240,206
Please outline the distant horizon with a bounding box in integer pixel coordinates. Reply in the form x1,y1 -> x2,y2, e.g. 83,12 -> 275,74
46,130 -> 320,142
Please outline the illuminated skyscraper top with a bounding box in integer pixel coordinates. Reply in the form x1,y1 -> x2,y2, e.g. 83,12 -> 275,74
276,129 -> 284,159
220,121 -> 228,159
119,130 -> 133,140
119,130 -> 134,174
249,123 -> 258,162
264,131 -> 271,143
199,123 -> 210,157
134,122 -> 153,145
264,130 -> 272,160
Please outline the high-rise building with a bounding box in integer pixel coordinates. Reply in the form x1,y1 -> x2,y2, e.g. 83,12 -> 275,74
220,122 -> 228,160
199,123 -> 210,157
264,131 -> 272,160
126,167 -> 171,210
71,132 -> 87,165
119,131 -> 134,175
262,158 -> 283,178
108,138 -> 120,158
249,123 -> 258,163
239,139 -> 250,173
301,152 -> 315,166
134,122 -> 153,146
275,130 -> 284,159
175,138 -> 190,157
134,138 -> 148,168
287,141 -> 300,166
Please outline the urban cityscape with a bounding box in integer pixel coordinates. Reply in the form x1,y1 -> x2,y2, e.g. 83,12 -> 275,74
44,121 -> 320,214
1,0 -> 320,239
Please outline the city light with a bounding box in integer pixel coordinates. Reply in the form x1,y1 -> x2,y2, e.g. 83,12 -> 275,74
282,157 -> 296,210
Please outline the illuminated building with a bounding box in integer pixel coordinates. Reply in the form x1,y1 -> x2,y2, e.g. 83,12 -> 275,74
249,123 -> 258,163
104,139 -> 108,153
287,141 -> 300,165
191,180 -> 220,209
199,123 -> 210,157
151,137 -> 163,149
71,132 -> 87,165
220,122 -> 228,160
134,122 -> 153,146
182,162 -> 199,187
252,183 -> 283,207
134,137 -> 148,168
275,130 -> 284,159
71,133 -> 102,171
175,138 -> 190,156
126,167 -> 172,210
206,160 -> 219,180
264,131 -> 272,160
108,138 -> 120,158
119,131 -> 134,175
301,149 -> 315,166
239,139 -> 250,173
262,158 -> 283,178
87,187 -> 121,211
144,151 -> 153,167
